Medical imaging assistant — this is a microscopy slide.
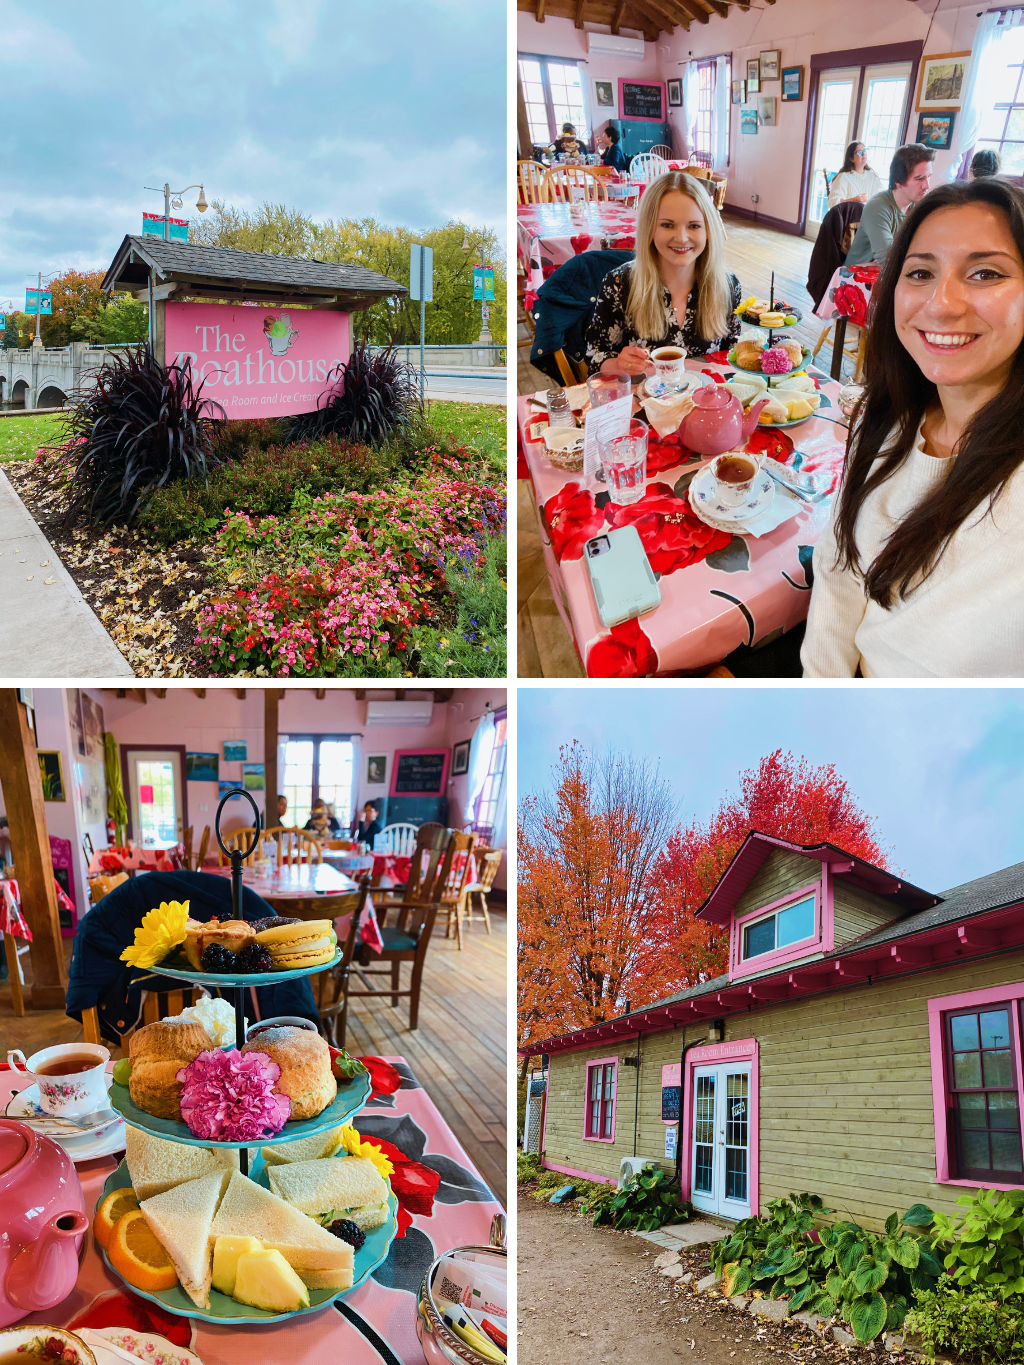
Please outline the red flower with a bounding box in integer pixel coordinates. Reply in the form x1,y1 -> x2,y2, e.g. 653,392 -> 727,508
609,235 -> 635,250
744,428 -> 796,465
850,265 -> 880,287
99,854 -> 124,873
570,233 -> 593,254
544,482 -> 605,561
541,260 -> 558,280
705,350 -> 729,364
833,281 -> 868,327
355,1054 -> 401,1098
388,1159 -> 442,1215
395,1204 -> 413,1238
647,433 -> 685,472
587,617 -> 658,677
606,482 -> 732,575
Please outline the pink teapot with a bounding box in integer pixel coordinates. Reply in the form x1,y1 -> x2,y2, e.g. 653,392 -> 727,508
0,1120 -> 88,1327
678,384 -> 769,455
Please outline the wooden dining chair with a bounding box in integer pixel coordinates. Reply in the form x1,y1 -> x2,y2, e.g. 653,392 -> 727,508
377,822 -> 447,908
82,984 -> 206,1052
456,848 -> 502,942
277,830 -> 323,865
438,832 -> 479,950
314,879 -> 372,1047
687,150 -> 715,172
518,159 -> 547,204
684,163 -> 712,180
542,165 -> 610,204
194,826 -> 211,870
649,143 -> 673,161
712,177 -> 728,211
217,828 -> 260,867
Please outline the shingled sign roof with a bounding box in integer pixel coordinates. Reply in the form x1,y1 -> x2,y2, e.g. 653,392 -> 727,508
103,236 -> 406,310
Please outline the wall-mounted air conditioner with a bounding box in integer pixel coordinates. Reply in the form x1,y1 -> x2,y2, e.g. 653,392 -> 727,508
587,31 -> 645,60
366,699 -> 434,727
618,1156 -> 662,1188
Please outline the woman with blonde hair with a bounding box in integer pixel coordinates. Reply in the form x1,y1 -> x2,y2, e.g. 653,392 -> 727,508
587,171 -> 742,374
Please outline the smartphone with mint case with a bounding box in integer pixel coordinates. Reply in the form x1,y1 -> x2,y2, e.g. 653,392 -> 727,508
584,525 -> 661,629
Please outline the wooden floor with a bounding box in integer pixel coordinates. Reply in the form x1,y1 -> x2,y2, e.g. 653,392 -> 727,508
0,910 -> 508,1208
517,213 -> 856,676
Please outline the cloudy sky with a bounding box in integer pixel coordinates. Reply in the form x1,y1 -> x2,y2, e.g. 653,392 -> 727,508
0,0 -> 504,305
517,686 -> 1024,892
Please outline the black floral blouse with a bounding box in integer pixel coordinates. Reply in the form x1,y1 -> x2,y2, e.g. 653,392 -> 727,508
586,262 -> 743,368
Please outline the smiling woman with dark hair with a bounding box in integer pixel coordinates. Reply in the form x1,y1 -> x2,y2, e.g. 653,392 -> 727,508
802,177 -> 1024,677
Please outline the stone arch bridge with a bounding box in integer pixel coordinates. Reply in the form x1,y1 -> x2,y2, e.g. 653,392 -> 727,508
1,342 -> 132,410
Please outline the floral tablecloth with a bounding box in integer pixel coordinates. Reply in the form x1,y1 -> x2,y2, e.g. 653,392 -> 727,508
89,847 -> 179,876
5,1056 -> 502,1365
517,202 -> 637,291
813,263 -> 880,327
0,878 -> 32,940
518,356 -> 852,676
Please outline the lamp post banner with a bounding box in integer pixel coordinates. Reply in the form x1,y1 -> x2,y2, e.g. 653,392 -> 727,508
165,301 -> 350,418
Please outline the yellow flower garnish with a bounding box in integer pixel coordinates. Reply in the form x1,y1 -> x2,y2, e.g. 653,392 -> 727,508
120,900 -> 191,969
340,1123 -> 394,1178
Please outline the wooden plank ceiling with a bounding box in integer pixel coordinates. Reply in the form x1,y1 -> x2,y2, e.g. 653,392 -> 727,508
520,0 -> 774,40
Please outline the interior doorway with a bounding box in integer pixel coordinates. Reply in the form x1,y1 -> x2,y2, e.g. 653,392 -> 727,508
123,746 -> 186,849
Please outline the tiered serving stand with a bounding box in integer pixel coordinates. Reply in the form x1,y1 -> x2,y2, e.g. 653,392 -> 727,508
102,790 -> 398,1324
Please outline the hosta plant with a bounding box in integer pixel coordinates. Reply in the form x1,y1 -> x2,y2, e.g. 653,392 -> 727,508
592,1168 -> 688,1232
929,1188 -> 1024,1299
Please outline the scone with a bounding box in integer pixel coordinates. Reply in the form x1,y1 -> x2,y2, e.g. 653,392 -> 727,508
241,1026 -> 336,1120
734,340 -> 764,372
128,1019 -> 214,1120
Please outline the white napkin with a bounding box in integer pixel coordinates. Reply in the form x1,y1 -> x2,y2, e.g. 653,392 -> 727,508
735,482 -> 804,537
640,390 -> 694,437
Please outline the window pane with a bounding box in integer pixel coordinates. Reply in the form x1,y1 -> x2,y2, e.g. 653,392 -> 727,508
725,1073 -> 748,1148
695,1076 -> 715,1145
605,1064 -> 615,1098
318,740 -> 354,829
950,1014 -> 980,1051
860,77 -> 908,174
743,916 -> 776,959
282,739 -> 313,829
959,1093 -> 987,1128
953,1051 -> 983,1088
604,1101 -> 613,1137
136,760 -> 176,844
992,1130 -> 1024,1171
777,897 -> 815,947
694,1143 -> 714,1193
520,59 -> 542,83
990,1091 -> 1020,1130
961,1128 -> 991,1168
980,1010 -> 1011,1049
983,1049 -> 1014,1087
725,1147 -> 747,1201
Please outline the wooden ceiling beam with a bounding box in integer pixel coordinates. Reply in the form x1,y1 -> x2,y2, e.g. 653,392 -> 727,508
535,0 -> 546,19
355,689 -> 366,701
574,0 -> 586,25
611,0 -> 627,32
704,0 -> 728,16
670,0 -> 709,25
655,0 -> 692,28
131,689 -> 146,704
236,689 -> 246,699
621,3 -> 660,39
316,689 -> 326,699
627,0 -> 673,33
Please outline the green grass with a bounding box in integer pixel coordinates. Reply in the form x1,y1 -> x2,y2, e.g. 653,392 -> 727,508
0,413 -> 65,463
426,400 -> 506,479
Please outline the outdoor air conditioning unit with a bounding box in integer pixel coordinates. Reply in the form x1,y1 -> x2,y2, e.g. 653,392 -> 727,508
587,30 -> 645,60
618,1156 -> 662,1188
365,699 -> 434,728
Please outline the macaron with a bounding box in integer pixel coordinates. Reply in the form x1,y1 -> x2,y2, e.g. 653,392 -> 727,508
254,919 -> 337,971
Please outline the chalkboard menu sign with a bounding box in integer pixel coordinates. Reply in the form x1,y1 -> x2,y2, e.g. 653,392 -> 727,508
661,1084 -> 680,1122
621,80 -> 664,121
393,749 -> 448,794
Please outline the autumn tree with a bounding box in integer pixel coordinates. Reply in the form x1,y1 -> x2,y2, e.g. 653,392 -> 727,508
517,741 -> 677,1049
637,750 -> 891,1000
41,270 -> 107,347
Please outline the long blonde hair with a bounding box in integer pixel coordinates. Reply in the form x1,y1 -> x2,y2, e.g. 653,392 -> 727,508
626,172 -> 732,343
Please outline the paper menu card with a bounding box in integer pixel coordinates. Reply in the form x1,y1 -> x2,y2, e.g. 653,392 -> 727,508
583,392 -> 632,490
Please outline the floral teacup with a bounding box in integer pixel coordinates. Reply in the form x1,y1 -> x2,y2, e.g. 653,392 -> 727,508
7,1043 -> 110,1118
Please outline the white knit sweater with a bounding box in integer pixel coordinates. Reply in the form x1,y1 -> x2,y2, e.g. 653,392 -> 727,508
801,420 -> 1024,677
827,168 -> 884,209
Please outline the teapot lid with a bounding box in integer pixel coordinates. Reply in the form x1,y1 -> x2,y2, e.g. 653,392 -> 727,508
693,383 -> 731,406
0,1121 -> 29,1176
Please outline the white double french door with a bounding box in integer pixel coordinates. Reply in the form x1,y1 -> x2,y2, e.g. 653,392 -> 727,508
805,60 -> 914,237
690,1062 -> 752,1219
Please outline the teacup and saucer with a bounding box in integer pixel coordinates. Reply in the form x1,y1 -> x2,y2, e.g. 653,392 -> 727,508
690,450 -> 775,526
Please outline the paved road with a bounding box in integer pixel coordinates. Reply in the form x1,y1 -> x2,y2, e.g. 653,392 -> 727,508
423,369 -> 507,405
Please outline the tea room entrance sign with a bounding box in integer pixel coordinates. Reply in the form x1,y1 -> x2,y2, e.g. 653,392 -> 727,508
101,236 -> 406,419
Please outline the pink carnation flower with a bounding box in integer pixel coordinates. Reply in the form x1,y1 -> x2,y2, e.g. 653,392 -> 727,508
760,346 -> 793,375
176,1048 -> 290,1140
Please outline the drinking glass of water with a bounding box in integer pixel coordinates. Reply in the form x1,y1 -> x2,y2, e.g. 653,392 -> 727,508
599,420 -> 648,505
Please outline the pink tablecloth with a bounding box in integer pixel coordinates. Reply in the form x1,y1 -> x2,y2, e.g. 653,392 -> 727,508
517,201 -> 637,291
4,1055 -> 502,1365
813,263 -> 880,326
373,854 -> 412,885
88,847 -> 179,875
519,356 -> 852,676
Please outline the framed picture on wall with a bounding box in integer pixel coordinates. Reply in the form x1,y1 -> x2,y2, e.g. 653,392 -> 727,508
452,740 -> 471,776
667,77 -> 682,107
759,49 -> 780,81
757,95 -> 777,127
223,740 -> 247,762
917,110 -> 956,149
746,59 -> 760,93
915,52 -> 970,110
732,79 -> 745,105
242,763 -> 265,791
38,751 -> 65,801
367,754 -> 387,785
781,66 -> 803,101
186,752 -> 219,782
740,107 -> 758,135
594,78 -> 615,109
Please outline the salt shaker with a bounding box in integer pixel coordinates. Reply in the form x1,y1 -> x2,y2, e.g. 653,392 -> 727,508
547,387 -> 576,429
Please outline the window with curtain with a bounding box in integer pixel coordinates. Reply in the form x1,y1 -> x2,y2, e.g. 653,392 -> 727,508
518,55 -> 590,148
471,709 -> 507,843
279,735 -> 356,831
973,21 -> 1024,173
691,56 -> 730,166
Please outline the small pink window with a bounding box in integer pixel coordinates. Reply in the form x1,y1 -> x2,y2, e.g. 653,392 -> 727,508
584,1058 -> 617,1142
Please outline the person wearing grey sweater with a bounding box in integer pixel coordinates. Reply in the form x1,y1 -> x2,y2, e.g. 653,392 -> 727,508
844,144 -> 935,266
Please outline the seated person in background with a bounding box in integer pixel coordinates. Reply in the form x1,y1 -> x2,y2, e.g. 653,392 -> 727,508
827,141 -> 884,208
802,177 -> 1024,677
597,126 -> 628,172
304,799 -> 341,837
970,148 -> 1002,179
845,143 -> 935,266
352,803 -> 383,846
550,123 -> 579,157
276,793 -> 289,822
587,170 -> 741,374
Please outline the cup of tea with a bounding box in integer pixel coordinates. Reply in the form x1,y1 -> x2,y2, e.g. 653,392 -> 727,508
709,451 -> 762,507
8,1043 -> 111,1117
650,345 -> 687,394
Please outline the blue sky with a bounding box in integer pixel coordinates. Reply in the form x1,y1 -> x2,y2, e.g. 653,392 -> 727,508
517,687 -> 1024,892
0,0 -> 503,305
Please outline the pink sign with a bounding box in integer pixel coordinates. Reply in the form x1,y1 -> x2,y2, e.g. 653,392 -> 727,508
139,784 -> 154,804
165,301 -> 351,419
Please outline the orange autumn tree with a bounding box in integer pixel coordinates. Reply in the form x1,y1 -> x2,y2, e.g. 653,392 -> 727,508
637,749 -> 891,1000
517,741 -> 677,1049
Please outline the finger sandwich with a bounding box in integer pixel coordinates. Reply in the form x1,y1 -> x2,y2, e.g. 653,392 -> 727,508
254,918 -> 336,970
268,1155 -> 391,1232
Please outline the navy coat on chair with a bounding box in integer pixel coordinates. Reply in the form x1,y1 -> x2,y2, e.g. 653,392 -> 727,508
529,248 -> 634,384
66,870 -> 319,1043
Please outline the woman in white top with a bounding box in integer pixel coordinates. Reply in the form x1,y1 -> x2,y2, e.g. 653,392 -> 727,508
802,177 -> 1024,677
827,141 -> 884,209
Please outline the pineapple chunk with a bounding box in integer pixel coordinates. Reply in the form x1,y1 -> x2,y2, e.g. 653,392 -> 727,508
784,397 -> 814,420
212,1235 -> 264,1297
233,1248 -> 310,1312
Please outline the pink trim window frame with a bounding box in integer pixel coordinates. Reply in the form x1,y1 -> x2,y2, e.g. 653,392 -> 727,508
583,1055 -> 618,1143
730,880 -> 827,977
927,980 -> 1024,1191
679,1039 -> 760,1215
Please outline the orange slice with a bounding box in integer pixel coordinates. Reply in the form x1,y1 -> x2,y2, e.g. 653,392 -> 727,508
94,1187 -> 140,1252
107,1209 -> 178,1292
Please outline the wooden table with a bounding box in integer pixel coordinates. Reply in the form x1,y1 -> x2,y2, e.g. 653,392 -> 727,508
209,862 -> 357,916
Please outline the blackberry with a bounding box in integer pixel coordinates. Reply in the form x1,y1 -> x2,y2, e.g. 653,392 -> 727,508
200,943 -> 237,973
327,1219 -> 365,1249
236,941 -> 273,974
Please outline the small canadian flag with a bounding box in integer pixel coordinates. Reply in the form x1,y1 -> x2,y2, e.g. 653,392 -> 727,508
359,895 -> 384,954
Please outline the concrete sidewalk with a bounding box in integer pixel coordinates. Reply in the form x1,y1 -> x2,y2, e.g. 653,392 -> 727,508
0,470 -> 133,676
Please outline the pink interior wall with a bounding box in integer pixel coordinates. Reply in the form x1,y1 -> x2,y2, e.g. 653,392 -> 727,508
519,1 -> 981,225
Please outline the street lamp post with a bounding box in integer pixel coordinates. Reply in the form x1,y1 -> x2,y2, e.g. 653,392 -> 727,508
29,270 -> 60,350
143,182 -> 208,241
461,233 -> 493,348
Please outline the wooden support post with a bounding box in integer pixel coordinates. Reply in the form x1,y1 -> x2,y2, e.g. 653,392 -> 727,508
264,689 -> 279,832
0,692 -> 68,1009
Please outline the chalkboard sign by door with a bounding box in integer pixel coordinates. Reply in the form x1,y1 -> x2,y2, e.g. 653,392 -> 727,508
619,78 -> 665,122
391,748 -> 450,795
